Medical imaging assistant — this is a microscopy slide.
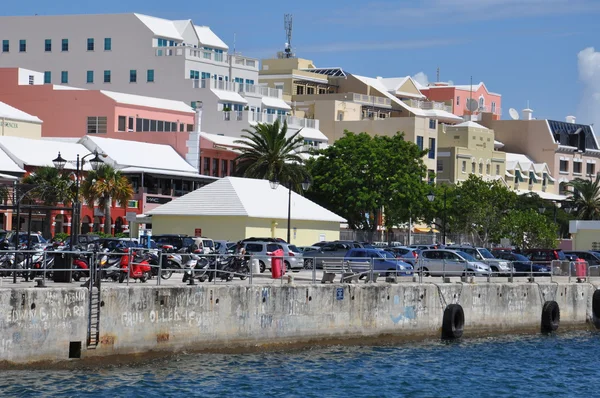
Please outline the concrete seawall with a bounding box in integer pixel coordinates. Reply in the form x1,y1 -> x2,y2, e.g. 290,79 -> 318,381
0,282 -> 597,365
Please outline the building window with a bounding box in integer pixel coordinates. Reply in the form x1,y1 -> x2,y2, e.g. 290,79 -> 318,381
559,159 -> 569,173
133,118 -> 185,132
491,101 -> 496,113
496,165 -> 500,175
428,138 -> 436,159
462,161 -> 466,173
456,96 -> 460,106
87,116 -> 107,134
104,70 -> 111,83
471,162 -> 476,173
212,159 -> 219,177
486,163 -> 490,175
44,71 -> 51,84
2,40 -> 8,52
230,160 -> 235,175
437,160 -> 443,172
587,163 -> 596,175
87,38 -> 94,51
86,70 -> 94,83
479,163 -> 483,174
573,161 -> 582,175
61,71 -> 68,84
296,86 -> 304,95
45,39 -> 52,52
104,38 -> 111,51
128,117 -> 134,131
187,124 -> 194,131
428,170 -> 435,184
61,39 -> 68,52
19,39 -> 26,52
221,159 -> 228,177
429,119 -> 437,130
130,69 -> 137,83
337,112 -> 344,121
478,96 -> 484,109
306,87 -> 315,95
147,69 -> 154,82
118,116 -> 126,132
416,136 -> 424,150
203,157 -> 210,175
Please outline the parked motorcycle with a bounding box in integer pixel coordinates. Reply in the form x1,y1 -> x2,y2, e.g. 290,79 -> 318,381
182,253 -> 210,283
118,249 -> 151,283
97,248 -> 122,281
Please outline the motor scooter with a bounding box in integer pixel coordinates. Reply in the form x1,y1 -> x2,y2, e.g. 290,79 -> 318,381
182,253 -> 211,283
118,249 -> 151,283
97,248 -> 122,281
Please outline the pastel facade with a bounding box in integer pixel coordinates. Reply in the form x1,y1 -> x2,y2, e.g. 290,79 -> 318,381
419,82 -> 502,120
0,13 -> 322,144
569,221 -> 600,251
0,67 -> 200,167
436,121 -> 507,185
0,101 -> 42,139
504,153 -> 560,199
479,111 -> 600,195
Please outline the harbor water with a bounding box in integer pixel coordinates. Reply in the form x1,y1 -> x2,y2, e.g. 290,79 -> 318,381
2,330 -> 597,397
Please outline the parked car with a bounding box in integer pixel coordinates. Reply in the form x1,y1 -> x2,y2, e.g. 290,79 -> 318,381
297,246 -> 320,253
408,244 -> 439,251
345,248 -> 413,276
451,246 -> 513,275
96,238 -> 140,251
153,234 -> 196,252
417,249 -> 491,276
384,247 -> 420,266
241,241 -> 302,273
492,252 -> 551,276
190,237 -> 215,254
306,241 -> 363,269
522,249 -> 569,275
214,240 -> 234,255
59,234 -> 100,249
563,251 -> 600,267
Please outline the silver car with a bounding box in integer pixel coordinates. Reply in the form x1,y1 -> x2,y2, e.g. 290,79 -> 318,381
242,241 -> 302,273
450,246 -> 513,275
417,249 -> 491,276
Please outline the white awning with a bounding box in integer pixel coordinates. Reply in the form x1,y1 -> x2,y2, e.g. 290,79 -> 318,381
515,190 -> 569,201
297,128 -> 328,141
211,89 -> 247,104
505,171 -> 515,178
119,167 -> 219,180
261,96 -> 291,110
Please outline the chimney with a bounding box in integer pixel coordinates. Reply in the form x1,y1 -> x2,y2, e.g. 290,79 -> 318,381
566,115 -> 576,124
195,101 -> 203,131
522,108 -> 533,121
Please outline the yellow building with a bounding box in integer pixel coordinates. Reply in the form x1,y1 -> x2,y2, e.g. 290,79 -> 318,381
504,153 -> 563,200
147,176 -> 346,246
0,101 -> 42,139
436,121 -> 507,184
569,221 -> 600,251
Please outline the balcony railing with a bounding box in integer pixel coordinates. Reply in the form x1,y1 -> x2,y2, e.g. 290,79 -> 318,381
478,105 -> 502,115
154,46 -> 228,64
352,93 -> 392,107
228,54 -> 258,69
247,112 -> 319,129
408,99 -> 453,113
192,79 -> 283,99
192,78 -> 237,91
238,83 -> 282,99
223,111 -> 243,121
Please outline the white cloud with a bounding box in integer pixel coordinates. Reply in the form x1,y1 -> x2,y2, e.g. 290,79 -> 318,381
578,47 -> 600,129
412,72 -> 429,87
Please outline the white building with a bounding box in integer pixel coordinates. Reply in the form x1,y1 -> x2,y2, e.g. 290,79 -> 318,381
0,13 -> 325,143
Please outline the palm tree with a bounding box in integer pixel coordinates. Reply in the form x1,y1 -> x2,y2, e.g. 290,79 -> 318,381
233,119 -> 310,189
22,167 -> 74,238
80,165 -> 134,235
566,175 -> 600,220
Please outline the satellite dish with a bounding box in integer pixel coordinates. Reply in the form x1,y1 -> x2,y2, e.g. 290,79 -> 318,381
466,99 -> 478,112
509,108 -> 519,120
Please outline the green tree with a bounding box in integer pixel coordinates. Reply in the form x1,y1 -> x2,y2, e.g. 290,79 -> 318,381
22,167 -> 74,238
233,119 -> 309,190
306,131 -> 428,241
450,175 -> 517,246
566,175 -> 600,220
497,209 -> 557,249
80,165 -> 134,235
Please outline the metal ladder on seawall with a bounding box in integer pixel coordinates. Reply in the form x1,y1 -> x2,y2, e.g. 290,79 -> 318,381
87,265 -> 101,349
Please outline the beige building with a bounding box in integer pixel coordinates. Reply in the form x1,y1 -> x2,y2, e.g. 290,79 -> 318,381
147,176 -> 346,246
259,57 -> 463,178
0,101 -> 42,139
436,121 -> 506,184
569,221 -> 600,251
504,153 -> 563,199
480,110 -> 600,195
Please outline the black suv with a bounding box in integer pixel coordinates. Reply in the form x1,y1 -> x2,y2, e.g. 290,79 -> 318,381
153,234 -> 196,252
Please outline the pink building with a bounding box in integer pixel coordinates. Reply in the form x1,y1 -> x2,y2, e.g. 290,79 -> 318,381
0,68 -> 199,164
419,82 -> 502,121
199,132 -> 243,178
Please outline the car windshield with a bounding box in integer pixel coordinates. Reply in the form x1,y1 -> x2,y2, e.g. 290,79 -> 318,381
456,251 -> 477,262
380,251 -> 395,259
288,245 -> 299,252
512,253 -> 529,261
215,242 -> 223,250
203,240 -> 214,248
479,249 -> 495,259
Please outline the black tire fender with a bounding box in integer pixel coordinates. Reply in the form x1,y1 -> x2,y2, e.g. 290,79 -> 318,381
442,304 -> 464,339
541,300 -> 560,333
593,290 -> 600,329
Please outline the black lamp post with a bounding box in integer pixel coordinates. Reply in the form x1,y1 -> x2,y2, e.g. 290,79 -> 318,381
269,177 -> 311,243
427,187 -> 447,245
52,150 -> 104,249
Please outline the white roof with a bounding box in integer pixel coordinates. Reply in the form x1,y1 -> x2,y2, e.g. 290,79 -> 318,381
100,91 -> 194,113
194,26 -> 229,49
134,13 -> 185,40
453,121 -> 488,129
494,140 -> 504,148
119,167 -> 215,180
0,136 -> 90,170
148,176 -> 347,222
293,127 -> 328,142
424,82 -> 501,97
376,76 -> 426,99
505,152 -> 551,177
515,190 -> 568,201
261,96 -> 292,110
0,146 -> 25,174
0,101 -> 42,124
211,90 -> 248,104
200,132 -> 249,149
79,136 -> 198,173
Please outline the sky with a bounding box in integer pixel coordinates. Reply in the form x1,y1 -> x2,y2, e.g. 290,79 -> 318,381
2,0 -> 600,127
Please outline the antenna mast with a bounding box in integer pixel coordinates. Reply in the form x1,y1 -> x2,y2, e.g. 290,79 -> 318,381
284,14 -> 294,58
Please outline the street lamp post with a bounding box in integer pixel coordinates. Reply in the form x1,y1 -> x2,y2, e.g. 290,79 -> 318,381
52,151 -> 104,249
269,177 -> 311,243
554,201 -> 562,238
427,187 -> 447,246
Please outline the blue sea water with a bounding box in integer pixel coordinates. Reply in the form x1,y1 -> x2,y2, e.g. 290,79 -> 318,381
2,331 -> 598,397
